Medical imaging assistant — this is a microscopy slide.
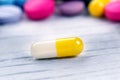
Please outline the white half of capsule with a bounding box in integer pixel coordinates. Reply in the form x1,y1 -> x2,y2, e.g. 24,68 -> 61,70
31,40 -> 57,59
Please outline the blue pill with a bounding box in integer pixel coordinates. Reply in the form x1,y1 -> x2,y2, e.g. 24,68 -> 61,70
0,0 -> 15,5
0,5 -> 23,24
14,0 -> 27,9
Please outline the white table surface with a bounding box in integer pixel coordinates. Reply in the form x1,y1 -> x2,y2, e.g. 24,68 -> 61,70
0,15 -> 120,80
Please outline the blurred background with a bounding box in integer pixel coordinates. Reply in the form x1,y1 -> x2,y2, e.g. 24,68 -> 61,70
0,0 -> 120,80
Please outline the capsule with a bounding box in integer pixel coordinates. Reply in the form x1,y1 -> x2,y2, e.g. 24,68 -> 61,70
31,37 -> 84,59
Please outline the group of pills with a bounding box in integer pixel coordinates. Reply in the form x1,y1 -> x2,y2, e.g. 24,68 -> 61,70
89,0 -> 120,21
0,0 -> 120,24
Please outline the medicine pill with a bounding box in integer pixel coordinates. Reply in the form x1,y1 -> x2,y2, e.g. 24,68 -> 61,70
31,37 -> 84,59
0,5 -> 23,24
58,1 -> 85,16
24,0 -> 55,20
105,2 -> 120,21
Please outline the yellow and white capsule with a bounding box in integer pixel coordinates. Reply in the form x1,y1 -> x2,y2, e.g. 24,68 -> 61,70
31,37 -> 84,59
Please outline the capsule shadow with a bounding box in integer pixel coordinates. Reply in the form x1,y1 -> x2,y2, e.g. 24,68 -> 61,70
35,56 -> 77,60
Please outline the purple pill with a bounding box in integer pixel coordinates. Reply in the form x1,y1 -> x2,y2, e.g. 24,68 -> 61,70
58,1 -> 85,16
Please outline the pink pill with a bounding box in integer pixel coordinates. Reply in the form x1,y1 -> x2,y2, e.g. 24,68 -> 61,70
105,2 -> 120,21
24,0 -> 55,20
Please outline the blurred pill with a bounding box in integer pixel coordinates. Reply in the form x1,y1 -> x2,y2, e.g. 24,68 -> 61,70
0,5 -> 23,24
105,2 -> 120,21
88,0 -> 110,17
24,0 -> 55,20
58,1 -> 85,16
0,0 -> 15,5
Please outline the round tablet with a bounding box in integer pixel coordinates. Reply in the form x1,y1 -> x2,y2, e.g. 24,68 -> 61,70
0,5 -> 23,24
24,0 -> 55,20
105,2 -> 120,21
0,0 -> 15,5
58,1 -> 85,16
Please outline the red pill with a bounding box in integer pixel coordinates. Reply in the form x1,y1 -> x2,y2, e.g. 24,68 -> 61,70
105,2 -> 120,21
24,0 -> 55,20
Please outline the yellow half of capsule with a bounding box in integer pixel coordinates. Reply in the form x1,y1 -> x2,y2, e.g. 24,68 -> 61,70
56,37 -> 84,57
88,0 -> 110,17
